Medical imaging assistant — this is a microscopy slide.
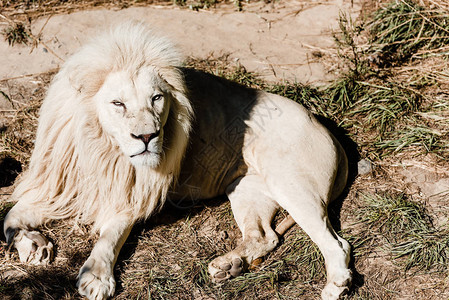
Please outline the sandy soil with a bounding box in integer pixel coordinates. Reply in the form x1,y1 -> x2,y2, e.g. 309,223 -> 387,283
0,0 -> 361,86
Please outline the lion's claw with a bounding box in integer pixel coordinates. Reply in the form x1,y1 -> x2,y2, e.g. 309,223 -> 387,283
5,227 -> 18,246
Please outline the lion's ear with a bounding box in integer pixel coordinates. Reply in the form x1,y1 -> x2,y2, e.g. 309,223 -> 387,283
67,64 -> 108,97
158,67 -> 193,125
170,89 -> 193,133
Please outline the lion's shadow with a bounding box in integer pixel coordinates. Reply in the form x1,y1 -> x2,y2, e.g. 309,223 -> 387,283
0,264 -> 79,299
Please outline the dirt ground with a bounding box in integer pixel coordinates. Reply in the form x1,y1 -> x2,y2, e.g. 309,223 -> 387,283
0,0 -> 361,85
1,0 -> 449,299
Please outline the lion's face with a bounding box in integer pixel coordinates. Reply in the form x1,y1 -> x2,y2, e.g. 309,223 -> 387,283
94,67 -> 171,167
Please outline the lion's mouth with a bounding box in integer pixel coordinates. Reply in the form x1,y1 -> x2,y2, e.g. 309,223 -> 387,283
130,150 -> 159,158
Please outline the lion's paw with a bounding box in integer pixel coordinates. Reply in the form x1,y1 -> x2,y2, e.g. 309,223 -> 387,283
321,268 -> 352,300
77,257 -> 115,300
209,256 -> 244,283
12,230 -> 53,265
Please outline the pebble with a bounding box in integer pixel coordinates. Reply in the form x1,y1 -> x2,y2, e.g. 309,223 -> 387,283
357,159 -> 374,175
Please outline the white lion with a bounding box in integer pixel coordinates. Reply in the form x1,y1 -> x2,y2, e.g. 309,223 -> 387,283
4,22 -> 351,299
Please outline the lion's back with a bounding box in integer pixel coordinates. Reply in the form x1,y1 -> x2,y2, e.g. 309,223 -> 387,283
172,69 -> 346,203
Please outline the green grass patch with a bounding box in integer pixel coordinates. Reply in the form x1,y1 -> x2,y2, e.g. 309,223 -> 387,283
349,193 -> 449,273
348,81 -> 421,133
375,124 -> 447,156
355,193 -> 431,241
391,227 -> 449,272
268,83 -> 336,120
368,0 -> 449,64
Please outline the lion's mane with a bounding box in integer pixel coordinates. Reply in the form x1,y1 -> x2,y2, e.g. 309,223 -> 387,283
11,22 -> 193,230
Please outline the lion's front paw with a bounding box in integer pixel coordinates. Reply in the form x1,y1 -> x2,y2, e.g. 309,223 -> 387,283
77,257 -> 115,300
12,229 -> 53,265
208,256 -> 244,283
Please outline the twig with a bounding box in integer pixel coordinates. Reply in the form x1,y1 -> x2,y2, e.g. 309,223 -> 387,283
275,215 -> 296,235
29,15 -> 64,62
250,215 -> 296,269
0,68 -> 58,82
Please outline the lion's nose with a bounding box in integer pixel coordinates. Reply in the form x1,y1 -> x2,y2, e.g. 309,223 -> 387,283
131,130 -> 160,145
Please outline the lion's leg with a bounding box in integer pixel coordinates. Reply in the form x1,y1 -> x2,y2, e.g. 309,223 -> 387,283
4,195 -> 53,265
271,186 -> 351,300
208,175 -> 279,282
77,214 -> 133,300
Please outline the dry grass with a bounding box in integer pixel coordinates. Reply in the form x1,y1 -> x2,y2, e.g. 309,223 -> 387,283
1,0 -> 449,299
2,22 -> 31,46
0,72 -> 54,164
322,0 -> 449,160
0,0 -> 249,22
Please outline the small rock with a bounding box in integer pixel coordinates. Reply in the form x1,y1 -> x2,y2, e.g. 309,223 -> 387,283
312,51 -> 324,58
357,159 -> 374,175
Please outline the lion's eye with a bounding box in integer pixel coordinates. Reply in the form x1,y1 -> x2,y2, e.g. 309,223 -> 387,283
152,94 -> 163,102
112,100 -> 126,109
